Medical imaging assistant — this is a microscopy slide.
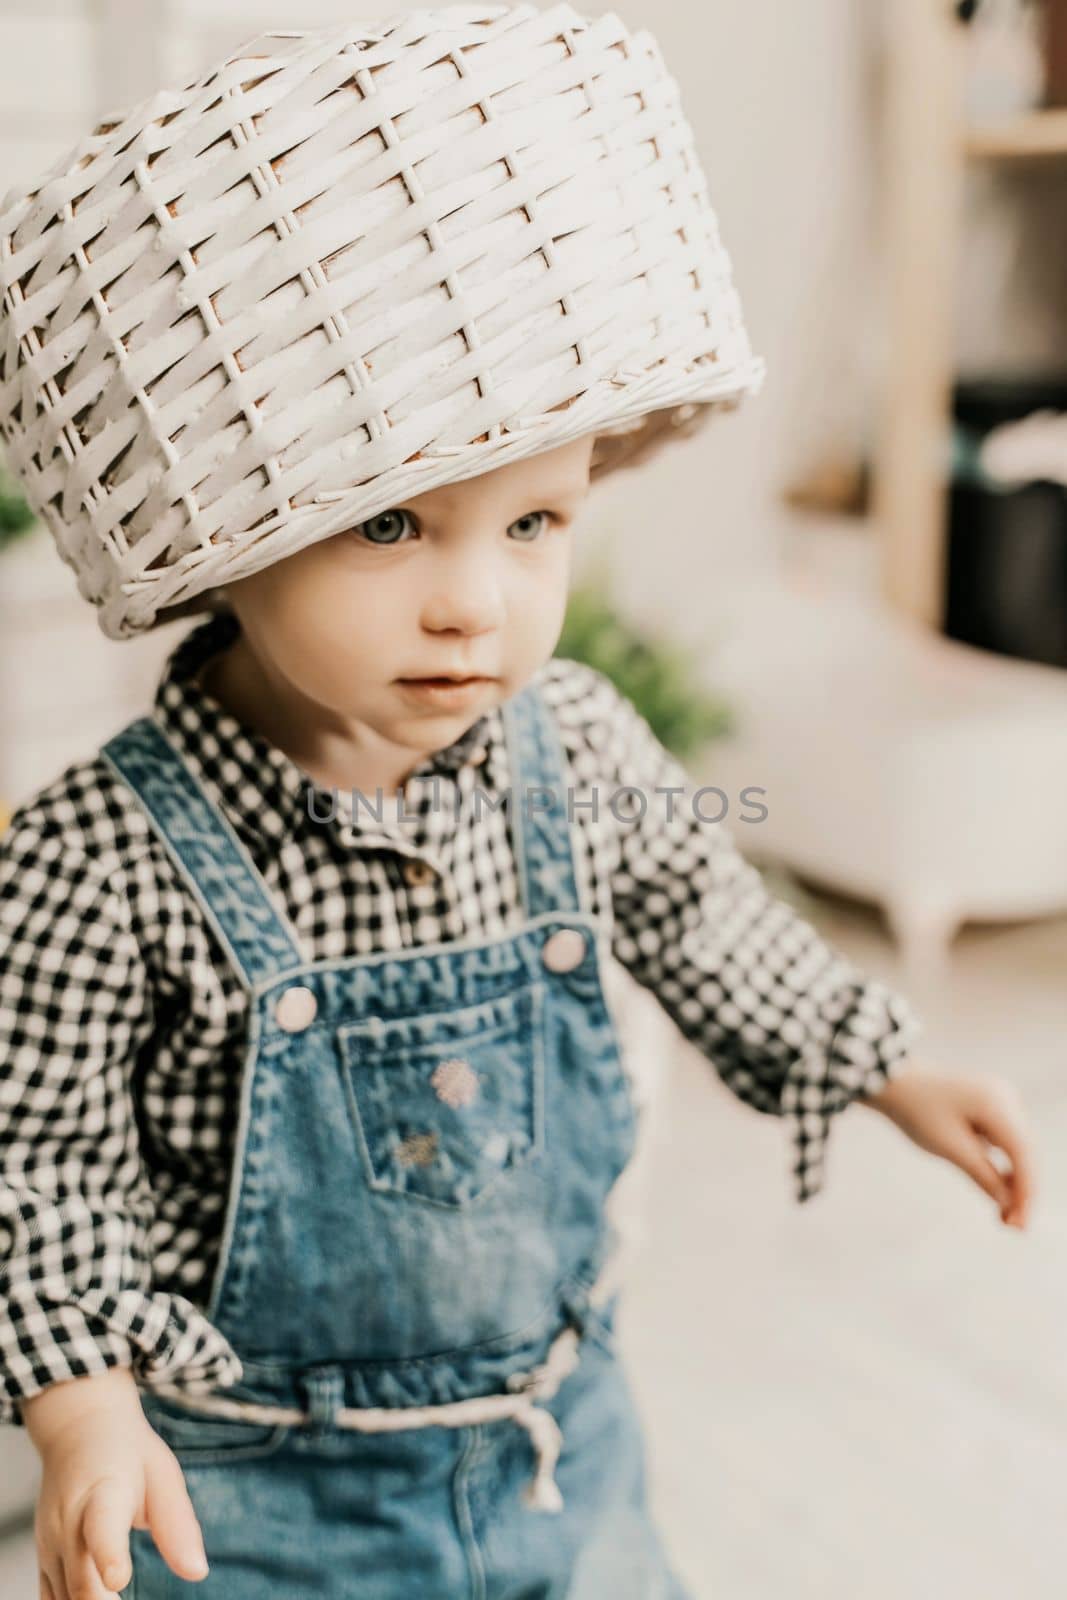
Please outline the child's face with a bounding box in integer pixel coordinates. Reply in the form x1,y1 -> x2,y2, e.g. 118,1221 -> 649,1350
218,433 -> 595,761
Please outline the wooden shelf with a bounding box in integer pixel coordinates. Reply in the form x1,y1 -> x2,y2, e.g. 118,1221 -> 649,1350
964,108 -> 1067,162
878,3 -> 1067,630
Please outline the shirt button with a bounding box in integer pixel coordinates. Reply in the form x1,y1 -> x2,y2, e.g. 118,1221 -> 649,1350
402,857 -> 436,887
541,928 -> 588,973
275,986 -> 318,1032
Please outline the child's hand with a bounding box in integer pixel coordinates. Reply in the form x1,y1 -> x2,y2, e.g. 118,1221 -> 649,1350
858,1060 -> 1035,1229
23,1366 -> 210,1598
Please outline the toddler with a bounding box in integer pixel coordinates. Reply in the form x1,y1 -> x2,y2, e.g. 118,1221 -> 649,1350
0,7 -> 1033,1599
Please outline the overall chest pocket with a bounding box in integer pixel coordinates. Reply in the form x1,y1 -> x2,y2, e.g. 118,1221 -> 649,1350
337,981 -> 546,1208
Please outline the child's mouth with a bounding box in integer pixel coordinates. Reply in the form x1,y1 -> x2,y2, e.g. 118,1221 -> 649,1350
396,676 -> 494,701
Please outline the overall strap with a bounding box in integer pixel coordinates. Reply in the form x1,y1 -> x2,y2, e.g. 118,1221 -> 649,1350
502,680 -> 584,922
101,716 -> 304,991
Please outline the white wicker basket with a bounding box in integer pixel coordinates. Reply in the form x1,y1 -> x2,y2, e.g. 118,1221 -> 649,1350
0,3 -> 764,640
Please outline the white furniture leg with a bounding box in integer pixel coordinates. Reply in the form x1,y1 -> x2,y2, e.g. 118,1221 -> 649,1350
883,893 -> 962,997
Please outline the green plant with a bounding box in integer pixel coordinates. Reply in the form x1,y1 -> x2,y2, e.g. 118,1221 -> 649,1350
0,470 -> 35,552
555,558 -> 734,761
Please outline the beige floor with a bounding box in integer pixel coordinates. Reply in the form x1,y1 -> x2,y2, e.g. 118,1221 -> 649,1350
624,888 -> 1067,1600
2,890 -> 1065,1598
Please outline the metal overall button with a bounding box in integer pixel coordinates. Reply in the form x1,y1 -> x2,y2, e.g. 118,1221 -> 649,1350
275,985 -> 318,1032
541,928 -> 587,973
402,858 -> 436,887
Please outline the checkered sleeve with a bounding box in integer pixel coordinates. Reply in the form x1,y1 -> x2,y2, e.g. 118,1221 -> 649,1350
597,676 -> 923,1202
0,803 -> 242,1427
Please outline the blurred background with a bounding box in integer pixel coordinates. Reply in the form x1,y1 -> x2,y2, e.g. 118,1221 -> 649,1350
2,1 -> 1067,1596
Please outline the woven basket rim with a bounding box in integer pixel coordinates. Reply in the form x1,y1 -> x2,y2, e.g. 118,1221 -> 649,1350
105,360 -> 764,638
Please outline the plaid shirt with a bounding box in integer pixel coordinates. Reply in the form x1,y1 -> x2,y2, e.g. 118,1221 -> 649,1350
0,611 -> 921,1426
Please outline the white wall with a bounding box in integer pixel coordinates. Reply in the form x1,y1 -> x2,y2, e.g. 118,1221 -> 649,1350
580,0 -> 889,655
0,0 -> 95,194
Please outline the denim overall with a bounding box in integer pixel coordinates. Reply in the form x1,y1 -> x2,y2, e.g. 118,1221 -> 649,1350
103,681 -> 691,1599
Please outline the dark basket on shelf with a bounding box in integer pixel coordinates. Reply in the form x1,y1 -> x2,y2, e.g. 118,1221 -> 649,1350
945,378 -> 1067,671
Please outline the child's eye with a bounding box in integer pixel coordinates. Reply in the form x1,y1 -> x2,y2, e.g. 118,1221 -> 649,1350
352,509 -> 416,545
508,510 -> 555,542
350,508 -> 557,546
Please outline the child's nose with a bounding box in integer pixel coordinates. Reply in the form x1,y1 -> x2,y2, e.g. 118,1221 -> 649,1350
421,571 -> 507,636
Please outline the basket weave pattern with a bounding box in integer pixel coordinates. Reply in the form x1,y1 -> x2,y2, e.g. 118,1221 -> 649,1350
0,3 -> 763,638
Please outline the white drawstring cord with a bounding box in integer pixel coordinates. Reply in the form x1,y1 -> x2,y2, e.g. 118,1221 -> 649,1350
510,1401 -> 565,1513
149,1323 -> 583,1513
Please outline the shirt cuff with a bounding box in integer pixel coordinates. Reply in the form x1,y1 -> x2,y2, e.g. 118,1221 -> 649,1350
2,1283 -> 243,1427
779,977 -> 923,1204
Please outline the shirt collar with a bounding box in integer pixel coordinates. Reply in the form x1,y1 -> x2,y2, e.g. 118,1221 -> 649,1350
152,611 -> 495,847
